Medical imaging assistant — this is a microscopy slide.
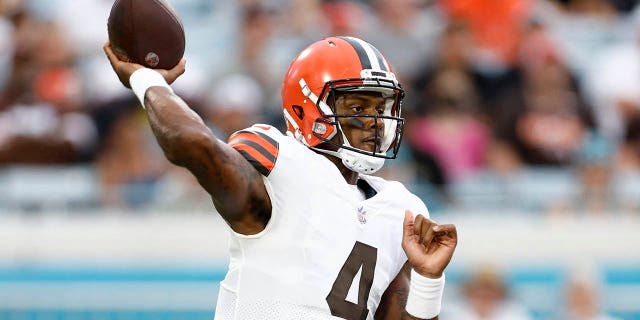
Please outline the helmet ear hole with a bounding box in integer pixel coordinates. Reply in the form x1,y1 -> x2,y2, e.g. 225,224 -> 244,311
292,105 -> 304,119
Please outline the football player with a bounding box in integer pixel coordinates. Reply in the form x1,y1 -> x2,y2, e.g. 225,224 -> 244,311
104,36 -> 457,320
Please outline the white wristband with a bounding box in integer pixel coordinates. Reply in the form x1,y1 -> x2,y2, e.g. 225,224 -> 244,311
405,270 -> 445,319
129,68 -> 173,109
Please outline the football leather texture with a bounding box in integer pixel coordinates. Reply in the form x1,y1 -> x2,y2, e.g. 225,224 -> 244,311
107,0 -> 185,69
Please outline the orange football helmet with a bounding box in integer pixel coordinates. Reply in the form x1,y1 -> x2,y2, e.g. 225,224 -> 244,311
281,36 -> 405,174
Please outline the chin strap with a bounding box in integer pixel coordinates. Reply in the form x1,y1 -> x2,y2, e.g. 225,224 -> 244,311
311,146 -> 385,174
311,124 -> 386,174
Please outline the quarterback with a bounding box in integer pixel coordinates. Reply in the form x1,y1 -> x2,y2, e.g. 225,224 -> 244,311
104,36 -> 458,320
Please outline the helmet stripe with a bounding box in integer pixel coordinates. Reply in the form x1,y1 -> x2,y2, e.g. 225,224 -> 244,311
351,37 -> 389,72
340,37 -> 390,72
338,36 -> 372,70
369,44 -> 390,72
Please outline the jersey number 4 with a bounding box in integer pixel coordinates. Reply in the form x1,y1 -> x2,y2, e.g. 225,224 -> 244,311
326,241 -> 378,320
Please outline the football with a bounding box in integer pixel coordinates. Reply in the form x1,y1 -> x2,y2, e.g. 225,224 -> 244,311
107,0 -> 185,69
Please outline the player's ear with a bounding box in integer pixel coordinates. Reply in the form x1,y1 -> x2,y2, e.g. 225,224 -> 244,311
292,105 -> 304,119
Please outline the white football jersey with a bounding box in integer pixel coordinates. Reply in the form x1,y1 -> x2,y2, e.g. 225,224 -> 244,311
216,124 -> 429,320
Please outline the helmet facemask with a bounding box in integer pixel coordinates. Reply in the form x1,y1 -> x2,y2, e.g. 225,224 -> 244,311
309,76 -> 405,174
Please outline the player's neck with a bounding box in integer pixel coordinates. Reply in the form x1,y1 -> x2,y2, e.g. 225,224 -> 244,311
320,152 -> 359,185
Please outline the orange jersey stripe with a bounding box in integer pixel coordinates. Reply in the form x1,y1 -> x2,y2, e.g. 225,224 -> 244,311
232,143 -> 276,174
228,132 -> 279,158
228,131 -> 279,176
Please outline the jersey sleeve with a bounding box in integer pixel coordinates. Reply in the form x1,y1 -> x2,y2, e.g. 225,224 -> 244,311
227,125 -> 281,177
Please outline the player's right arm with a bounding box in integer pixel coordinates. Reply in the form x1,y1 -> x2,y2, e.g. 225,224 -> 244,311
103,42 -> 271,235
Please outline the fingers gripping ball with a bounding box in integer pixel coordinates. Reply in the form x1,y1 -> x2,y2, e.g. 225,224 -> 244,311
107,0 -> 185,69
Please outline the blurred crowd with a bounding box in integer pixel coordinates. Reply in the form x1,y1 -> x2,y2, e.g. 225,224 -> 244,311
0,0 -> 639,214
0,1 -> 637,318
440,262 -> 622,320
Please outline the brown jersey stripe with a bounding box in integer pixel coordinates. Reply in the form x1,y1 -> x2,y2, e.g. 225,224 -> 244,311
235,149 -> 270,176
232,143 -> 276,176
231,138 -> 277,164
228,131 -> 279,158
228,130 -> 279,176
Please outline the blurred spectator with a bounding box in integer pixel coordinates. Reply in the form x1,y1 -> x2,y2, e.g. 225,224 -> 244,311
492,24 -> 595,166
284,0 -> 325,39
95,107 -> 168,208
0,15 -> 12,92
608,0 -> 639,14
47,0 -> 113,58
543,0 -> 629,78
0,7 -> 98,164
613,116 -> 640,212
148,165 -> 214,212
572,131 -> 616,214
411,19 -> 520,119
555,0 -> 620,16
237,1 -> 277,86
0,0 -> 637,217
51,0 -> 132,105
443,264 -> 533,320
363,0 -> 443,84
438,0 -> 534,73
556,269 -> 621,320
410,20 -> 478,113
407,68 -> 490,184
201,73 -> 265,140
232,1 -> 308,120
0,99 -> 97,164
581,19 -> 640,142
617,116 -> 640,170
321,0 -> 368,37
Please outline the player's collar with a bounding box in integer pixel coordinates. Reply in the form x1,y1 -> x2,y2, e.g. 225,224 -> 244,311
356,178 -> 377,200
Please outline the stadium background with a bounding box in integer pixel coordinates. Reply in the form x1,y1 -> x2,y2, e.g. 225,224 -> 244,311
1,0 -> 639,319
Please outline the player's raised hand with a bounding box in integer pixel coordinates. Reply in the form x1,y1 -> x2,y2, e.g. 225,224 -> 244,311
103,41 -> 186,88
402,210 -> 457,278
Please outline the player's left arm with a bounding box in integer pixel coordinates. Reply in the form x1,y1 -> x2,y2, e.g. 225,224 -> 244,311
375,262 -> 415,319
375,211 -> 458,320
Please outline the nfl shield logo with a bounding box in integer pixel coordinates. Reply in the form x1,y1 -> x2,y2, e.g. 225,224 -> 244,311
357,206 -> 367,224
